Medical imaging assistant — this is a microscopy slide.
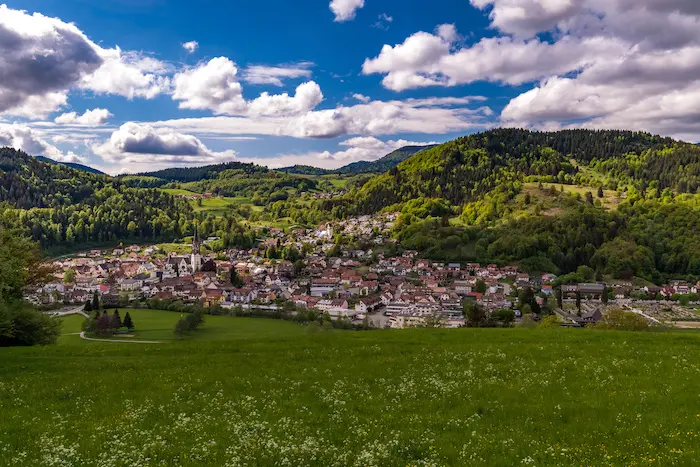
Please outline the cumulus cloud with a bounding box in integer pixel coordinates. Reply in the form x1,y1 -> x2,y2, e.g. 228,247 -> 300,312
352,93 -> 371,103
171,57 -> 248,115
267,137 -> 437,170
330,0 -> 365,22
0,5 -> 102,117
0,5 -> 175,118
93,122 -> 236,165
80,49 -> 172,99
0,123 -> 84,163
363,0 -> 700,139
248,81 -> 324,116
54,108 -> 113,125
182,41 -> 199,53
147,95 -> 492,139
172,57 -> 323,116
242,62 -> 314,86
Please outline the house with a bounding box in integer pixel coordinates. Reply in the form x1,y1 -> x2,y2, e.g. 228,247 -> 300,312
355,296 -> 383,313
310,278 -> 338,297
120,278 -> 143,292
573,309 -> 603,326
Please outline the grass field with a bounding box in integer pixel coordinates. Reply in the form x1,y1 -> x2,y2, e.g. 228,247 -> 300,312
2,325 -> 700,466
523,182 -> 622,210
60,309 -> 307,343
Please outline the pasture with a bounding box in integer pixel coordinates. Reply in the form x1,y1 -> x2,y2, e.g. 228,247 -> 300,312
2,323 -> 699,465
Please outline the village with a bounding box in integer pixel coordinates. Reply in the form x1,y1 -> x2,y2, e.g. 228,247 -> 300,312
28,213 -> 700,329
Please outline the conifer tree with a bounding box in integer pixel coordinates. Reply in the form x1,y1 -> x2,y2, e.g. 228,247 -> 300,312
123,312 -> 134,330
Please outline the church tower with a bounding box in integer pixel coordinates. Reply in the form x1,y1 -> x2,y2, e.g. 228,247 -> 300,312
191,224 -> 202,273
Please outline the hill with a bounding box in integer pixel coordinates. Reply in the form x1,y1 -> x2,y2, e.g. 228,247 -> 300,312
277,164 -> 332,175
310,129 -> 700,279
3,321 -> 700,465
279,144 -> 435,175
35,156 -> 105,175
0,148 -> 194,251
335,144 -> 436,174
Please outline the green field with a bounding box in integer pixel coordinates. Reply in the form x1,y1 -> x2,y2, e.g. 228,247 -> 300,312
60,309 -> 307,343
2,324 -> 700,466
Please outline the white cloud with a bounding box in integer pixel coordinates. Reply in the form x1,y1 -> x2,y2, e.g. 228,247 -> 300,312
172,57 -> 247,115
352,93 -> 371,103
80,49 -> 172,99
330,0 -> 365,22
0,5 -> 102,118
374,13 -> 393,30
147,95 -> 492,139
267,137 -> 437,170
248,81 -> 324,116
242,62 -> 314,86
54,108 -> 113,125
93,122 -> 236,165
362,0 -> 700,139
0,123 -> 84,163
182,41 -> 199,54
172,57 -> 324,117
0,4 -> 175,119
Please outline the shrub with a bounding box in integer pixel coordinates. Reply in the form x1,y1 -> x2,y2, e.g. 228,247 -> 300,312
596,308 -> 649,331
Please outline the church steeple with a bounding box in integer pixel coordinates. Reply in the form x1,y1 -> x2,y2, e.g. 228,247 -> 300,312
192,223 -> 201,255
191,223 -> 202,272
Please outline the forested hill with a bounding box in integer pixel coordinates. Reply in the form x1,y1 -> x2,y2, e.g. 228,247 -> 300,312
35,156 -> 105,175
346,129 -> 693,213
335,145 -> 436,174
279,144 -> 435,175
0,148 -> 194,251
134,161 -> 270,183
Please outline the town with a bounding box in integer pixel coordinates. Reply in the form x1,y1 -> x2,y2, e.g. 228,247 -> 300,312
29,213 -> 700,329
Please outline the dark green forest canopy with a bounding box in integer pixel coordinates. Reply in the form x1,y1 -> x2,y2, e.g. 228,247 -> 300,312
337,129 -> 686,215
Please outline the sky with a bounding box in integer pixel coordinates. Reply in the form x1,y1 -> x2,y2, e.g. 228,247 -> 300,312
1,0 -> 700,175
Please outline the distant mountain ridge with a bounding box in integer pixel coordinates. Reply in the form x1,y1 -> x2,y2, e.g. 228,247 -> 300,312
279,144 -> 436,175
35,156 -> 106,175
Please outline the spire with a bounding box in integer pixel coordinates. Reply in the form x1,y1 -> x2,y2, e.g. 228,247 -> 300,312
192,223 -> 201,255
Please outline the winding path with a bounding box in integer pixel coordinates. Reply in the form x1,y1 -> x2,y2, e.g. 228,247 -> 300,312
78,331 -> 166,344
53,307 -> 166,344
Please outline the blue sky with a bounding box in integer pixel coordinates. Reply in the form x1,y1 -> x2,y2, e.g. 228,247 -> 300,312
1,1 -> 699,173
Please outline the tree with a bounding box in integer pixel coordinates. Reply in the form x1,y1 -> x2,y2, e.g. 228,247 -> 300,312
463,301 -> 488,327
230,267 -> 244,287
602,286 -> 609,304
538,315 -> 561,328
123,312 -> 134,330
63,269 -> 75,284
84,299 -> 93,312
494,308 -> 515,326
92,292 -> 100,311
111,310 -> 122,330
475,279 -> 487,294
555,287 -> 563,309
575,291 -> 582,316
0,228 -> 60,346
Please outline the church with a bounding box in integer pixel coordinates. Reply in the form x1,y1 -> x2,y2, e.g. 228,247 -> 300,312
163,228 -> 203,278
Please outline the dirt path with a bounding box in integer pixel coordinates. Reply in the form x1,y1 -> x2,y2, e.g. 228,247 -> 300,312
78,331 -> 166,344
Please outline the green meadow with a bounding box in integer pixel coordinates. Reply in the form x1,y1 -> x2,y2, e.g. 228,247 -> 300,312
1,315 -> 700,466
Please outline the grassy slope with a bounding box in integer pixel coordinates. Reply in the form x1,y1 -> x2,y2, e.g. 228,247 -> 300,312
2,326 -> 700,465
60,309 -> 305,342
